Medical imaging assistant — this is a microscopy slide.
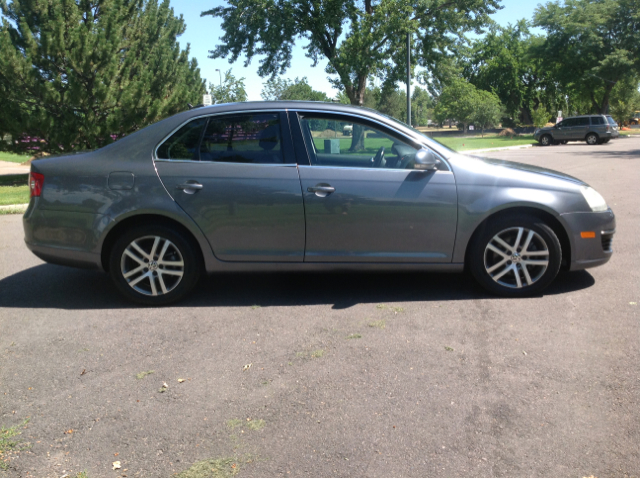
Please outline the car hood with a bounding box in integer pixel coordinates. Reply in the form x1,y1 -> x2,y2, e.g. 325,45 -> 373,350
472,156 -> 587,186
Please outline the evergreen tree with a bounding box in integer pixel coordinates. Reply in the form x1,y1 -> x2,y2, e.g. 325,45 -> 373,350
0,0 -> 206,153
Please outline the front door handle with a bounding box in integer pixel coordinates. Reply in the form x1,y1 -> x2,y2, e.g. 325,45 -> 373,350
176,182 -> 203,194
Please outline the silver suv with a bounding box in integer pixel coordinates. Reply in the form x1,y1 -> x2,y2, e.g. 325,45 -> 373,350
534,115 -> 619,146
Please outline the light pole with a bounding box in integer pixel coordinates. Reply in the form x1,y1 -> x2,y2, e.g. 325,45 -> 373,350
215,68 -> 222,88
406,33 -> 411,127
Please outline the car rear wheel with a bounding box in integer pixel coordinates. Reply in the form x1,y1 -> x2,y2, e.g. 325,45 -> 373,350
109,224 -> 202,305
539,135 -> 552,146
469,215 -> 562,297
586,132 -> 599,145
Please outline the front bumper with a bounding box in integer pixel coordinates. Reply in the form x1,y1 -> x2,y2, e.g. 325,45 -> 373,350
560,209 -> 615,271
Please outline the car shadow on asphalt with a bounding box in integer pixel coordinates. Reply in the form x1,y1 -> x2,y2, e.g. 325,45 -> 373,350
0,264 -> 595,310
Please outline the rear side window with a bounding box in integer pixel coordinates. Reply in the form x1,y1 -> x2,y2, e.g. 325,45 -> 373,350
157,118 -> 207,160
200,113 -> 284,164
591,116 -> 605,125
576,117 -> 589,126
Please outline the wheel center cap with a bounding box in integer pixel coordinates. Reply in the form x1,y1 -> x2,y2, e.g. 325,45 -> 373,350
511,253 -> 521,263
148,260 -> 159,271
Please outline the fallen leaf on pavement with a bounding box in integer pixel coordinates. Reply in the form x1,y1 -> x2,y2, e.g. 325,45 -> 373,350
242,363 -> 252,372
177,379 -> 185,383
113,461 -> 121,470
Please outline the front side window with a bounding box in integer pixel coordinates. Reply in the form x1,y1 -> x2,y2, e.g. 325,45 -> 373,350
200,113 -> 284,164
157,118 -> 207,160
299,114 -> 421,169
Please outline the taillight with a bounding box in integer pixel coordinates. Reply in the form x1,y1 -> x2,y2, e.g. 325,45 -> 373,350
29,171 -> 44,197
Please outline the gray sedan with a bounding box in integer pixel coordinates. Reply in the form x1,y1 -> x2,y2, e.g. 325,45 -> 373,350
23,102 -> 615,305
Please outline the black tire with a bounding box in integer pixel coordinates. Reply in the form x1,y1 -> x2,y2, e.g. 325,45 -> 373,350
539,135 -> 553,146
586,132 -> 599,145
468,214 -> 562,297
109,224 -> 202,305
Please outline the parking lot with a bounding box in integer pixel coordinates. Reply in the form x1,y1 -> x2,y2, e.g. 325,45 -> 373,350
1,138 -> 639,477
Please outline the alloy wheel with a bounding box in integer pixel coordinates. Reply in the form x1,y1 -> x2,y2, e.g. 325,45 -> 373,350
483,227 -> 550,289
120,235 -> 184,296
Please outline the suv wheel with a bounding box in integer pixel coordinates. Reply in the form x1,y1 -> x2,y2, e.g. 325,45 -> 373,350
586,132 -> 599,145
109,224 -> 202,305
539,135 -> 552,146
469,214 -> 562,297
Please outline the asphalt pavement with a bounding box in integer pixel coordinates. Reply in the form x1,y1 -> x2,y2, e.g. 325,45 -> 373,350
1,139 -> 638,477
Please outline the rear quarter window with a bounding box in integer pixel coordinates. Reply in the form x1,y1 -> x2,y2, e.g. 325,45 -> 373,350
591,116 -> 605,125
157,118 -> 207,160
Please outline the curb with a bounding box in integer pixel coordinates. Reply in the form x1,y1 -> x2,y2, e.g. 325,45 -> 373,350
0,203 -> 28,214
461,144 -> 535,155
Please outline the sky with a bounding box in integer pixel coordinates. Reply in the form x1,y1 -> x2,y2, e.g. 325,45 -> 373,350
170,0 -> 546,101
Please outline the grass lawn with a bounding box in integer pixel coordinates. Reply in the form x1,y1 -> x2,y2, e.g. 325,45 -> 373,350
0,174 -> 29,206
433,134 -> 536,152
0,185 -> 29,206
0,152 -> 31,164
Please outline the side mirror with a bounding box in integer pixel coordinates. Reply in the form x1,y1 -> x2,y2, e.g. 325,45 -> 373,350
414,148 -> 440,170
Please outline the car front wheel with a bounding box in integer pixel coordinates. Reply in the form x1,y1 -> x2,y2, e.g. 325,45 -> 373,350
539,135 -> 552,146
109,224 -> 202,305
469,215 -> 562,297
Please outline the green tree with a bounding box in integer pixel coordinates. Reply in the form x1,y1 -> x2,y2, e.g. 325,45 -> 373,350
0,0 -> 205,153
411,86 -> 432,127
609,75 -> 640,125
532,0 -> 640,114
261,77 -> 330,101
211,69 -> 247,103
202,0 -> 500,150
434,78 -> 479,133
377,86 -> 406,122
472,89 -> 503,136
530,103 -> 551,129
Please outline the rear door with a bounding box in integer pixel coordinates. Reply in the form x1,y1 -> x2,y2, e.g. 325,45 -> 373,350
289,111 -> 458,263
154,111 -> 306,262
569,117 -> 590,140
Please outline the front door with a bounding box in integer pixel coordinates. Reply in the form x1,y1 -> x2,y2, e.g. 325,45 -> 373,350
291,112 -> 458,263
155,111 -> 305,262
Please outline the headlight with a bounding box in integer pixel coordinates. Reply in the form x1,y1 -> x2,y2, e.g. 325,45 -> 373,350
580,186 -> 608,212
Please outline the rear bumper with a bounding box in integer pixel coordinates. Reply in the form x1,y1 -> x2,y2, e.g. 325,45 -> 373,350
23,203 -> 110,271
560,209 -> 615,271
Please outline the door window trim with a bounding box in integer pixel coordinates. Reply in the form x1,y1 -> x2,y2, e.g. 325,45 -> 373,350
289,110 -> 450,171
154,110 -> 297,166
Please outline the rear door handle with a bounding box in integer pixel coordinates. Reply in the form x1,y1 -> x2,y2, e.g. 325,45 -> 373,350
307,184 -> 335,198
307,186 -> 335,193
176,182 -> 203,194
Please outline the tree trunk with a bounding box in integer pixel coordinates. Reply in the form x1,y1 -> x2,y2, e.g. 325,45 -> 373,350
600,84 -> 614,114
349,74 -> 367,152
